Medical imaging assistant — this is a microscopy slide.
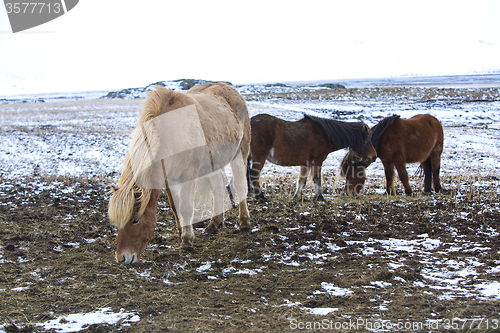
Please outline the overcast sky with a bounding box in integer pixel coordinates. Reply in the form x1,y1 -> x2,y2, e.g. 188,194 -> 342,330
1,0 -> 499,95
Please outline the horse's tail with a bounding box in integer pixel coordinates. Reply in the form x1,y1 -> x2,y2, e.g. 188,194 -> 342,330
415,157 -> 431,177
246,154 -> 253,192
415,165 -> 424,177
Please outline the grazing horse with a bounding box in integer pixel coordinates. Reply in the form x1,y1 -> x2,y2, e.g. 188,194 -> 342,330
108,83 -> 251,264
341,114 -> 443,195
248,114 -> 377,201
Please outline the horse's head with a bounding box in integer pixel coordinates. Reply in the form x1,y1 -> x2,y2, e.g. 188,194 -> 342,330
340,149 -> 370,195
344,164 -> 367,195
351,124 -> 377,165
108,184 -> 156,264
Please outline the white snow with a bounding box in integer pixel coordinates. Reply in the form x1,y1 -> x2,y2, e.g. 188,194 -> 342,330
475,282 -> 500,300
320,283 -> 354,296
305,308 -> 339,315
38,307 -> 139,332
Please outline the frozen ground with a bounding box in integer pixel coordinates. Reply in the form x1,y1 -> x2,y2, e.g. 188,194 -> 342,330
1,84 -> 499,184
1,82 -> 500,332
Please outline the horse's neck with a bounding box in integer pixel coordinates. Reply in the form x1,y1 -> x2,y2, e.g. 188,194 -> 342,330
330,121 -> 360,151
145,189 -> 161,213
327,136 -> 351,151
328,141 -> 345,152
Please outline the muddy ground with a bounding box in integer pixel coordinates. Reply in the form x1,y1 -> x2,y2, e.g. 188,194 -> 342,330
1,85 -> 500,332
1,171 -> 500,332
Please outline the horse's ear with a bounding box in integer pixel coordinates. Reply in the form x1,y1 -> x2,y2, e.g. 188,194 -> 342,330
363,124 -> 372,140
340,153 -> 351,177
108,184 -> 119,194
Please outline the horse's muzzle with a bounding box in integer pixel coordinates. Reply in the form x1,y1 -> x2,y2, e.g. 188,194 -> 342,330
117,252 -> 137,265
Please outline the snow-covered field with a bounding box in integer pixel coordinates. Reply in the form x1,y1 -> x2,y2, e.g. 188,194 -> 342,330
1,80 -> 500,332
1,83 -> 499,182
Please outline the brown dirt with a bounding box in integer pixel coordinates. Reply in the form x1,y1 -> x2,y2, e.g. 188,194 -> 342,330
1,173 -> 500,332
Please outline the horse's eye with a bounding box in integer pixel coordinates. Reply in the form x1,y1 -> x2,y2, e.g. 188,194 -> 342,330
132,219 -> 140,225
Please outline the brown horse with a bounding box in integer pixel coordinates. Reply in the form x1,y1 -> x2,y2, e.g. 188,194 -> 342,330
248,114 -> 377,201
108,83 -> 251,264
341,114 -> 443,195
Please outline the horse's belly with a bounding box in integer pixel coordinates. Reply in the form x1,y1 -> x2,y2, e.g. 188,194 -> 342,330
266,148 -> 282,165
266,148 -> 309,166
266,148 -> 295,166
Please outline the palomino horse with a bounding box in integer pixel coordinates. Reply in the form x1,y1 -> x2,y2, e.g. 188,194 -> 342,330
248,114 -> 377,201
341,114 -> 443,195
108,83 -> 251,264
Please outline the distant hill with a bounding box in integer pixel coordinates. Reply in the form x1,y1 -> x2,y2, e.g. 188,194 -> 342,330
100,79 -> 232,99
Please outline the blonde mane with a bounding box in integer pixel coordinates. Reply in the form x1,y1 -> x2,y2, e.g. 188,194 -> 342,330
108,87 -> 174,229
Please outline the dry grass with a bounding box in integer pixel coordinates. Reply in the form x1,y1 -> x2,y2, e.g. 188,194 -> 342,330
1,170 -> 500,332
243,86 -> 500,102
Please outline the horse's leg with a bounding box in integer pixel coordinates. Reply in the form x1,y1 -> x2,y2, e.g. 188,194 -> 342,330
293,165 -> 309,200
344,179 -> 352,195
430,151 -> 442,193
312,164 -> 325,201
382,160 -> 396,195
164,184 -> 181,242
204,171 -> 225,235
173,180 -> 196,250
422,157 -> 432,193
394,159 -> 412,196
249,157 -> 266,200
230,156 -> 251,231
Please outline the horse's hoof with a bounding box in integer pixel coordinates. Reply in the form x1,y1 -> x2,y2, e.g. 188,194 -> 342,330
180,245 -> 195,253
239,219 -> 251,233
436,188 -> 449,195
180,241 -> 194,251
256,193 -> 266,202
314,195 -> 326,201
386,188 -> 396,196
239,226 -> 252,234
203,225 -> 219,236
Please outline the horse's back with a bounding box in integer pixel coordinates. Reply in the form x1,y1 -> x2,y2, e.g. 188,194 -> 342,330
379,114 -> 443,163
251,114 -> 281,134
188,82 -> 250,156
409,114 -> 442,130
251,114 -> 331,166
188,82 -> 247,116
408,114 -> 444,148
250,114 -> 279,156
